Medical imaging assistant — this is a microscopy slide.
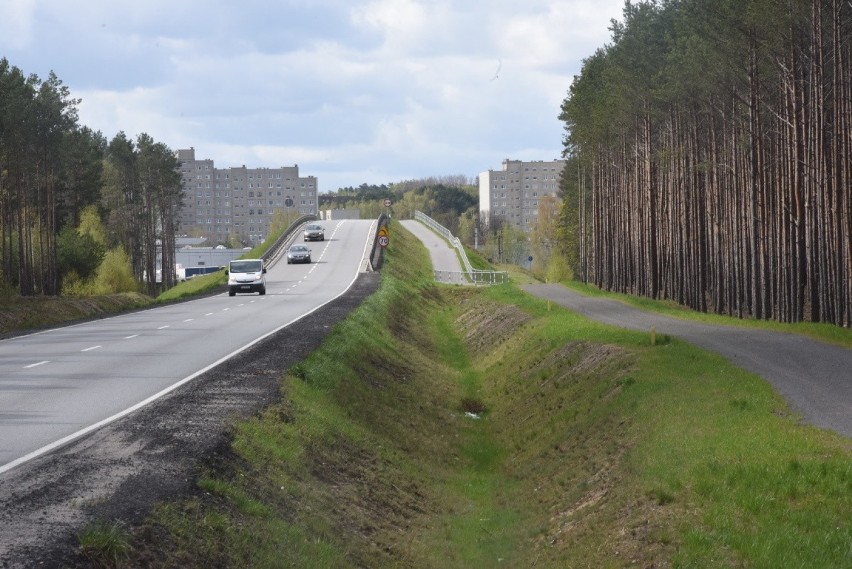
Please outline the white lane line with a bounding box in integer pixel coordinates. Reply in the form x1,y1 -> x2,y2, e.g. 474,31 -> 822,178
0,221 -> 371,477
184,318 -> 194,323
81,345 -> 102,352
25,361 -> 49,369
205,312 -> 214,316
124,334 -> 139,340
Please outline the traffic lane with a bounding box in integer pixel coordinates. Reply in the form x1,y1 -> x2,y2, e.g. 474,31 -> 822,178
267,219 -> 376,299
0,295 -> 292,467
0,221 -> 375,470
522,283 -> 852,438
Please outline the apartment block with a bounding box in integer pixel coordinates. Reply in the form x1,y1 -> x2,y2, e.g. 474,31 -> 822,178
176,148 -> 318,245
479,158 -> 566,232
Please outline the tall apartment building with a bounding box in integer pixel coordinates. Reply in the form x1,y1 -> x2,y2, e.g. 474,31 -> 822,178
479,158 -> 566,232
176,148 -> 318,245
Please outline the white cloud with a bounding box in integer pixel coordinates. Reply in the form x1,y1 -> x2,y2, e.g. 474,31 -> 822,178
0,0 -> 36,49
2,0 -> 625,192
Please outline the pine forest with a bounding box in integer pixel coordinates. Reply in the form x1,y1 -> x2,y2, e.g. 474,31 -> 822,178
560,0 -> 851,326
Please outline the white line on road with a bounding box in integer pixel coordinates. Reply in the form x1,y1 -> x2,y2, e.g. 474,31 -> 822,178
24,361 -> 49,369
124,335 -> 139,340
81,346 -> 102,352
157,325 -> 170,330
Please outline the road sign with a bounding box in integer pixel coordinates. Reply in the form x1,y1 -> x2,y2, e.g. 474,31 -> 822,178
383,198 -> 392,207
378,235 -> 389,247
378,226 -> 389,238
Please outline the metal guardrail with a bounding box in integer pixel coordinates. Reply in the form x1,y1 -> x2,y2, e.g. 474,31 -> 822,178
413,211 -> 508,285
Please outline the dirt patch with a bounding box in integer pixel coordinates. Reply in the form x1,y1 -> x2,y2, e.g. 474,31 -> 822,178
0,273 -> 379,569
455,297 -> 533,357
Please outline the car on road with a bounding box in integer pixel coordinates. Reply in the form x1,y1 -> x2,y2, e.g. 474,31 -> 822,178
227,259 -> 266,296
286,244 -> 312,264
304,224 -> 325,241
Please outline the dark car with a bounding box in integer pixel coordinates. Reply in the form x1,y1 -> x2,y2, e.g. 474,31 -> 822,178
286,244 -> 312,264
303,224 -> 325,241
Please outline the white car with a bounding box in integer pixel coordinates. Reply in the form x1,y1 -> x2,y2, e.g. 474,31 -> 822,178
227,259 -> 266,296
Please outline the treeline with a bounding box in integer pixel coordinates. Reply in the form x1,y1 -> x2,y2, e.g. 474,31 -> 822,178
0,58 -> 182,297
322,177 -> 478,237
560,0 -> 851,326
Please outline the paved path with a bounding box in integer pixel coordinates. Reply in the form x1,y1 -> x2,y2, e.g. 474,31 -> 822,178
523,284 -> 852,438
400,220 -> 469,284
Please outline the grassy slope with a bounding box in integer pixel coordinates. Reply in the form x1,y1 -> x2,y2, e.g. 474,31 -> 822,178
0,234 -> 280,335
92,224 -> 849,568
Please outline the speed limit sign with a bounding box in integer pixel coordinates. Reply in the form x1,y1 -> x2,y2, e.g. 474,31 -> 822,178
378,235 -> 389,247
383,198 -> 392,207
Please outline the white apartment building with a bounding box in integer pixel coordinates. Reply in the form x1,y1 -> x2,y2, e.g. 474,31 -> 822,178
479,158 -> 566,232
176,148 -> 318,245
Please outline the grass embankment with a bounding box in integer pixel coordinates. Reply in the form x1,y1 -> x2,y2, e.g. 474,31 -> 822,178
0,233 -> 281,334
0,292 -> 151,336
97,224 -> 848,568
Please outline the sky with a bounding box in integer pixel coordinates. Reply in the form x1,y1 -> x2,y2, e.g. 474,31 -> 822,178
0,0 -> 625,193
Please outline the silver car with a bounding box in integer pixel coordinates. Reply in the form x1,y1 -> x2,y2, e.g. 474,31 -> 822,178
286,244 -> 312,264
303,224 -> 325,241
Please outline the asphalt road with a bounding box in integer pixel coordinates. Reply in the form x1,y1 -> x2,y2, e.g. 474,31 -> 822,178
399,220 -> 469,284
0,219 -> 377,474
522,283 -> 852,439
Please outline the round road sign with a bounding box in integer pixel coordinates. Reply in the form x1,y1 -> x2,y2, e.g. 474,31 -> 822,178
378,235 -> 389,247
383,198 -> 392,207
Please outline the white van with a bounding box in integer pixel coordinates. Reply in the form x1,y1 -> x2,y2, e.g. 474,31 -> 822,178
227,259 -> 266,296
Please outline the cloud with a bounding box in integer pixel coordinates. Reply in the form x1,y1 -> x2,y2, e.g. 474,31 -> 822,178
0,0 -> 36,49
1,1 -> 625,192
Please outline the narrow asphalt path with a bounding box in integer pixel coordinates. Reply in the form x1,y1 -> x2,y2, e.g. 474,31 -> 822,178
522,283 -> 852,439
400,220 -> 470,284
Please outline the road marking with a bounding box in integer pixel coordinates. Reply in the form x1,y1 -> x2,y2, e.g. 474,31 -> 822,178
124,334 -> 139,340
0,220 -> 369,476
158,325 -> 170,330
183,318 -> 194,322
81,345 -> 102,352
205,312 -> 214,316
25,361 -> 49,369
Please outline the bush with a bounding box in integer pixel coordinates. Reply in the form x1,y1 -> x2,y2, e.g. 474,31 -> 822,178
546,252 -> 573,283
92,246 -> 138,294
63,246 -> 138,296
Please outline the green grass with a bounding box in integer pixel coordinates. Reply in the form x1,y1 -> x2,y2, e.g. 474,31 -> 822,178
561,279 -> 852,348
116,223 -> 850,568
155,269 -> 227,302
480,283 -> 851,568
78,521 -> 132,568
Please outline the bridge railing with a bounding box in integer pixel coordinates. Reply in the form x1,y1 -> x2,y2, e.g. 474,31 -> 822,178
413,211 -> 508,286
